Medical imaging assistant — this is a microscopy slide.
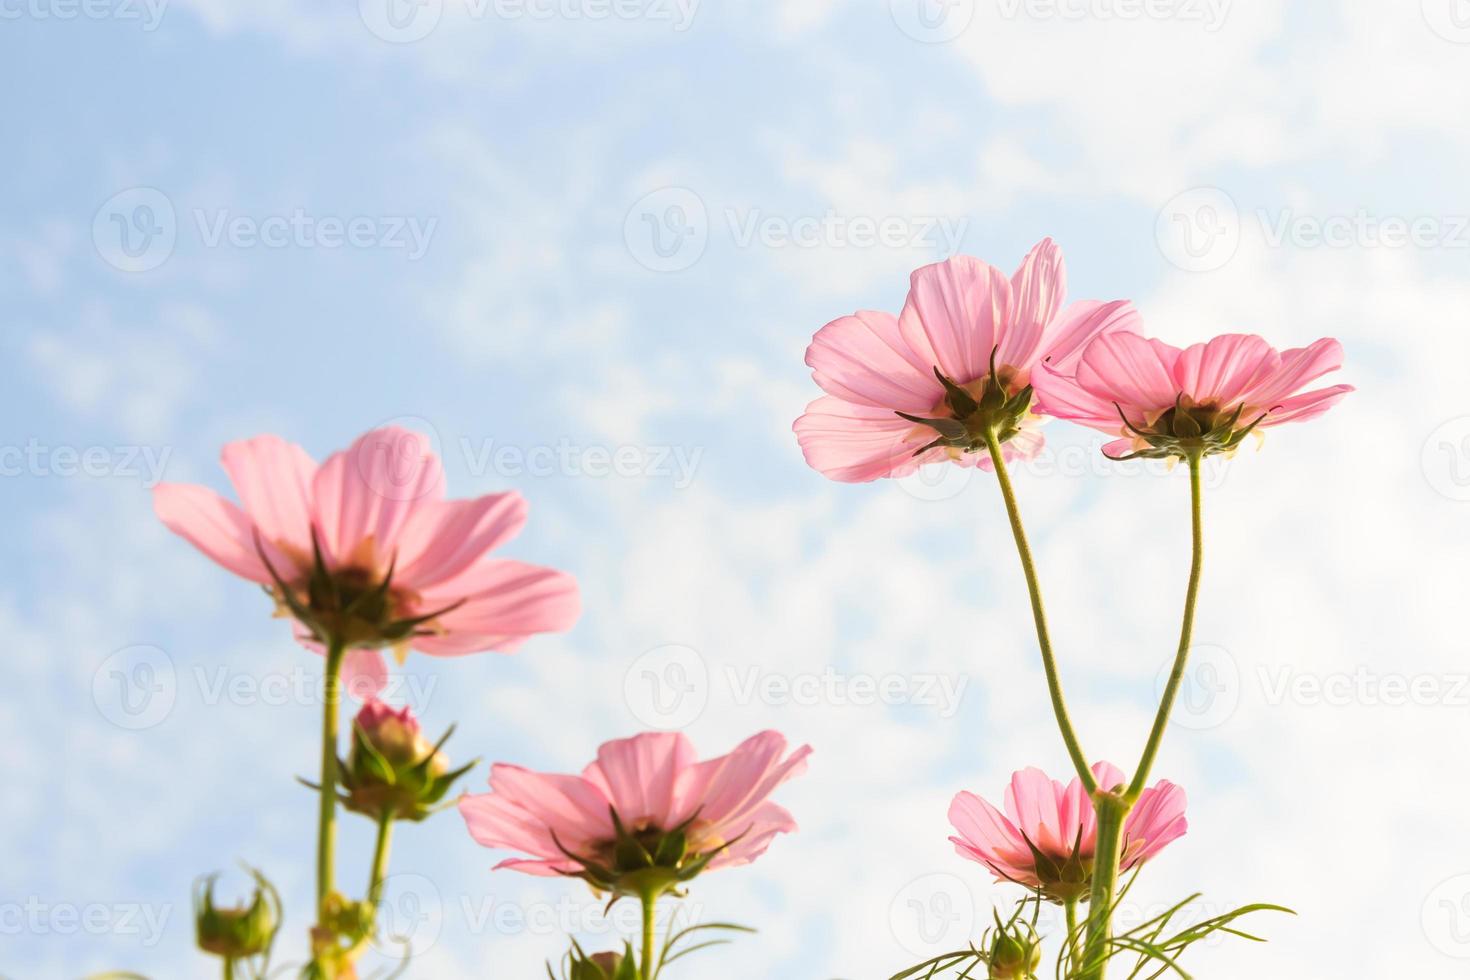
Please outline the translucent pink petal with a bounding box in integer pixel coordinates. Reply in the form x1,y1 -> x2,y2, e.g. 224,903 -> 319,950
1000,238 -> 1066,370
1039,299 -> 1143,376
1005,767 -> 1069,855
480,763 -> 612,849
1240,337 -> 1345,409
219,434 -> 318,558
898,255 -> 1013,383
1123,779 -> 1188,868
1172,334 -> 1280,407
341,648 -> 388,700
1032,361 -> 1125,430
310,427 -> 445,573
793,396 -> 932,483
395,492 -> 529,591
672,731 -> 812,838
152,483 -> 274,584
804,310 -> 941,412
413,560 -> 580,656
583,732 -> 697,831
1076,333 -> 1183,412
705,801 -> 798,870
1258,384 -> 1354,426
948,790 -> 1034,884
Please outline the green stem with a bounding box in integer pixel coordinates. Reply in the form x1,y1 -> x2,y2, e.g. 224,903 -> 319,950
316,638 -> 347,915
984,427 -> 1096,793
367,808 -> 395,906
1078,794 -> 1128,980
640,889 -> 658,980
1064,897 -> 1079,967
223,958 -> 236,980
1128,452 -> 1204,800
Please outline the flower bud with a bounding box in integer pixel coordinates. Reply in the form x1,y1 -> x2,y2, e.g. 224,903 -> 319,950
339,700 -> 474,822
986,911 -> 1041,980
194,867 -> 280,961
566,943 -> 636,980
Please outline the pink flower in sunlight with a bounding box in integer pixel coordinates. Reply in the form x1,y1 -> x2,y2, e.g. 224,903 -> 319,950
459,731 -> 811,896
793,238 -> 1141,482
1033,331 -> 1352,460
153,427 -> 580,695
948,763 -> 1186,904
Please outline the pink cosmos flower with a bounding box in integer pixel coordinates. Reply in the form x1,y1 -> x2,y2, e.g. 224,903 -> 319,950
458,731 -> 811,892
153,427 -> 580,694
1033,331 -> 1352,460
793,239 -> 1141,482
948,763 -> 1186,903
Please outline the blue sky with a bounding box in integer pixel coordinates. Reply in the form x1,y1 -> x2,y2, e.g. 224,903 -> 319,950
6,0 -> 1470,976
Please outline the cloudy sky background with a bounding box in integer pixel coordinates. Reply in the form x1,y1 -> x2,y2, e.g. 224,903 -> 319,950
5,0 -> 1470,976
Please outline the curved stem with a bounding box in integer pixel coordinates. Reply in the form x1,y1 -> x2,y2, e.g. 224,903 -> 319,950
639,889 -> 658,980
367,808 -> 395,906
1128,452 -> 1204,800
983,427 -> 1096,793
316,638 -> 347,914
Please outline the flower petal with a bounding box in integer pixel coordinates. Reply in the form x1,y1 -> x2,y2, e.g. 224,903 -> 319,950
1076,333 -> 1183,414
1001,237 -> 1066,371
152,483 -> 273,584
1172,334 -> 1280,407
396,492 -> 529,591
1039,299 -> 1143,376
898,255 -> 1013,384
793,396 -> 932,483
220,434 -> 319,558
413,560 -> 581,656
1259,384 -> 1353,426
805,310 -> 939,411
583,732 -> 697,831
1241,337 -> 1346,409
310,427 -> 445,573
